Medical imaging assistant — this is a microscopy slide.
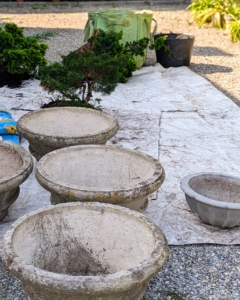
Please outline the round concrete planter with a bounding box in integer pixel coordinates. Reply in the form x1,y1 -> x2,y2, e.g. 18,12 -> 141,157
17,107 -> 119,160
180,172 -> 240,228
0,141 -> 33,220
35,145 -> 165,212
1,202 -> 168,300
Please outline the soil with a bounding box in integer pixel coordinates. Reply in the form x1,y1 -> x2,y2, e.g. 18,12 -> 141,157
40,99 -> 95,109
0,69 -> 31,88
0,146 -> 23,179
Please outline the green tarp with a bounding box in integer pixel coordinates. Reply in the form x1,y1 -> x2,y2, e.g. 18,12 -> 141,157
83,9 -> 157,68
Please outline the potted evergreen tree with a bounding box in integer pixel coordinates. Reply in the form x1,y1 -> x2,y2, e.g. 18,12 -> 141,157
39,29 -> 167,108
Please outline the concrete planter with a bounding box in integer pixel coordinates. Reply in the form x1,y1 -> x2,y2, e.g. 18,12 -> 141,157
180,172 -> 240,228
1,202 -> 168,300
0,141 -> 33,220
35,145 -> 165,212
17,107 -> 119,160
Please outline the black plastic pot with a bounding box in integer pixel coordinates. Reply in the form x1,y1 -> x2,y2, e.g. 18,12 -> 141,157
154,31 -> 195,68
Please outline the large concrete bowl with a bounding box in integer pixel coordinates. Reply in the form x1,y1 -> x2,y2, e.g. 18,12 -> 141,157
1,202 -> 168,300
35,145 -> 165,212
0,141 -> 33,220
180,172 -> 240,228
17,107 -> 119,160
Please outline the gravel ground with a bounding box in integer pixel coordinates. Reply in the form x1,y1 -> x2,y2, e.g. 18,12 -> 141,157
1,244 -> 240,300
0,3 -> 240,300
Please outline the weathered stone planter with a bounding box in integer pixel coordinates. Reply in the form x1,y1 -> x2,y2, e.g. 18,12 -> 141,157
35,145 -> 165,212
180,172 -> 240,228
0,141 -> 33,220
17,107 -> 119,160
1,202 -> 168,300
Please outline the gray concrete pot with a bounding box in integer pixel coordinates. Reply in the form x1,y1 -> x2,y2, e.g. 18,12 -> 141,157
17,107 -> 119,160
1,202 -> 168,300
180,172 -> 240,228
35,145 -> 165,212
0,141 -> 33,220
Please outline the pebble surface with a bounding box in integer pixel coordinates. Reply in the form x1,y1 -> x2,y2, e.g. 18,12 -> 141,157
1,245 -> 240,300
0,3 -> 240,300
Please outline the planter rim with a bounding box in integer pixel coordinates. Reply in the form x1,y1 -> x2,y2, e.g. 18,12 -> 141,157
154,33 -> 195,39
0,141 -> 33,192
1,202 -> 168,293
17,107 -> 119,143
35,145 -> 165,201
180,172 -> 240,209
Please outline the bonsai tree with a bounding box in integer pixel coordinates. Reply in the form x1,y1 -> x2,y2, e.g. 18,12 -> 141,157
0,23 -> 48,79
40,29 -> 168,108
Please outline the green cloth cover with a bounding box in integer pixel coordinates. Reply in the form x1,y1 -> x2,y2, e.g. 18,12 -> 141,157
83,9 -> 157,68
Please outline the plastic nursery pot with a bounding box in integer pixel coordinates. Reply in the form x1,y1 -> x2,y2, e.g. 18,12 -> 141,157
0,141 -> 33,220
35,145 -> 165,213
154,31 -> 195,68
180,172 -> 240,228
17,107 -> 119,161
1,202 -> 168,300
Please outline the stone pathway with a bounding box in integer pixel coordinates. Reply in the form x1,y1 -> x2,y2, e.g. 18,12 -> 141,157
1,64 -> 240,244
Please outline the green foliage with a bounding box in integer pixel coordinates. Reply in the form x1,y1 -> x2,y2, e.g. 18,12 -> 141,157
149,35 -> 171,52
40,29 -> 168,107
187,0 -> 225,27
32,5 -> 47,10
86,29 -> 146,83
40,49 -> 123,103
0,23 -> 48,76
187,0 -> 240,41
27,31 -> 57,41
228,19 -> 240,41
40,29 -> 170,108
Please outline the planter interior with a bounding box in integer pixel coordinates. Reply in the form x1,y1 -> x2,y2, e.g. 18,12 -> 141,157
180,172 -> 240,228
0,141 -> 33,220
17,107 -> 119,160
36,145 -> 165,212
188,174 -> 240,201
1,202 -> 168,300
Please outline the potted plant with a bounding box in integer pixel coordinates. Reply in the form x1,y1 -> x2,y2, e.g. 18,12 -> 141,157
39,29 -> 167,108
153,31 -> 195,68
0,23 -> 48,88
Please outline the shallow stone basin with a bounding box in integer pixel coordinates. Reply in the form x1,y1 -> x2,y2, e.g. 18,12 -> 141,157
0,141 -> 33,220
180,172 -> 240,228
35,145 -> 165,212
17,107 -> 119,160
1,202 -> 168,300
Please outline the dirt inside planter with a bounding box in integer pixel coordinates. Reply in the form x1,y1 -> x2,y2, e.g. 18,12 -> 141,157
38,242 -> 111,276
0,146 -> 23,179
41,99 -> 95,109
29,217 -> 111,276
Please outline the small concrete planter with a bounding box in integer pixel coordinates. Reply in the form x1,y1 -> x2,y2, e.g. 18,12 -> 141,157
1,202 -> 168,300
0,141 -> 33,220
35,145 -> 165,212
17,107 -> 119,160
180,172 -> 240,228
